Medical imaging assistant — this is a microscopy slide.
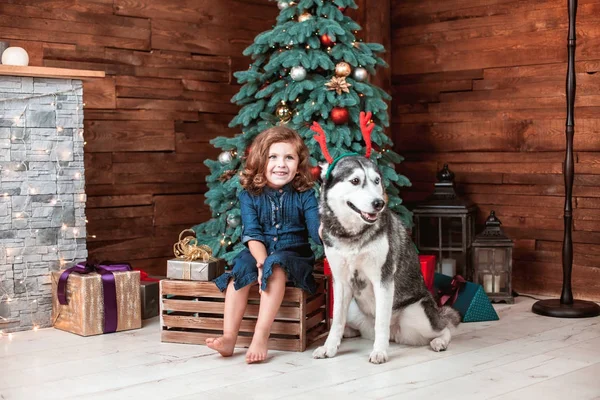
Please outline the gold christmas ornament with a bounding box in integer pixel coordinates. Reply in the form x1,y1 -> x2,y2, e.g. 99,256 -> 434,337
335,62 -> 352,77
276,102 -> 292,122
298,12 -> 312,22
325,76 -> 352,95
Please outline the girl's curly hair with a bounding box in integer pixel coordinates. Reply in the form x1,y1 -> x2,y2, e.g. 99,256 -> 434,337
240,126 -> 314,195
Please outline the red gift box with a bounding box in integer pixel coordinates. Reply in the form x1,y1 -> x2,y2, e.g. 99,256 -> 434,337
419,255 -> 436,294
323,255 -> 436,318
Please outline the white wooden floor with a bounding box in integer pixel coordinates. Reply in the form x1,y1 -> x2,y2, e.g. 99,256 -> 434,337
2,297 -> 600,400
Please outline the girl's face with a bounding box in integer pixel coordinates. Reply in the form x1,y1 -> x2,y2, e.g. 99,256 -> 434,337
265,141 -> 299,189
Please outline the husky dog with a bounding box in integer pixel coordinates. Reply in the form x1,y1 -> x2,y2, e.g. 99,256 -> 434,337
312,154 -> 461,364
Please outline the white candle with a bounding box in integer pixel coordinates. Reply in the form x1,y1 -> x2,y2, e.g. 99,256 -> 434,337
483,275 -> 492,292
483,275 -> 503,293
441,258 -> 456,276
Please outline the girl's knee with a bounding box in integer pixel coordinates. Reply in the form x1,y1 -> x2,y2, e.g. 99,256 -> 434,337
270,264 -> 286,279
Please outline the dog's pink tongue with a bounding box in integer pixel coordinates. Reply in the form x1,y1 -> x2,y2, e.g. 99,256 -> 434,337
361,211 -> 377,221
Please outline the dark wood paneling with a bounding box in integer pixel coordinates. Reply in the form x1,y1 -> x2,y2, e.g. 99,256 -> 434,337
392,0 -> 600,300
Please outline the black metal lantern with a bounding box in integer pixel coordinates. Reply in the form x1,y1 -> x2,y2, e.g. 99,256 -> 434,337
413,164 -> 477,279
472,211 -> 514,304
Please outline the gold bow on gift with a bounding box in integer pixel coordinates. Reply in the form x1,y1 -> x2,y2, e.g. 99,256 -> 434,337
173,229 -> 214,262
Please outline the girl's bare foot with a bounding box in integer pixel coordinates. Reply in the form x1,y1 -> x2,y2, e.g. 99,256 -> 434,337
246,331 -> 269,363
206,335 -> 236,357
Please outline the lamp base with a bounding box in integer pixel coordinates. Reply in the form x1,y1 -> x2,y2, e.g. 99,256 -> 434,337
532,299 -> 600,318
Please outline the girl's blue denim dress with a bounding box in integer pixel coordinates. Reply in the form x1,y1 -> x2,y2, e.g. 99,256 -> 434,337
213,183 -> 321,295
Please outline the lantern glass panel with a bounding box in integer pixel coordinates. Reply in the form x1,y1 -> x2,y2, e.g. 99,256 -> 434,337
417,216 -> 465,249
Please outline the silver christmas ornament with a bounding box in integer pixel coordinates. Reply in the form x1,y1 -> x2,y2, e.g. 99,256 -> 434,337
277,1 -> 289,10
218,150 -> 233,164
226,214 -> 241,228
290,66 -> 307,81
352,67 -> 368,82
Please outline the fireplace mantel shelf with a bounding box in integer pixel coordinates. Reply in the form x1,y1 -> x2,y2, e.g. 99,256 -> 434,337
0,65 -> 105,79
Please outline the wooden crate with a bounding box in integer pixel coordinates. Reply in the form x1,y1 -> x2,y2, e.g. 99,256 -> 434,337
160,276 -> 329,352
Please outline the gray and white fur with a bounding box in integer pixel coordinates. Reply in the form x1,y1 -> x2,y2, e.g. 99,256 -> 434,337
313,155 -> 461,364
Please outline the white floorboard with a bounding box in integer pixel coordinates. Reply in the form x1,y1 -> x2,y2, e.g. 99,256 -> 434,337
1,297 -> 599,400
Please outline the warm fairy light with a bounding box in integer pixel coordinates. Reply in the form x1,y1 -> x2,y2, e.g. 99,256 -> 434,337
73,228 -> 79,236
8,333 -> 12,341
85,219 -> 88,224
74,172 -> 81,179
29,188 -> 36,195
56,126 -> 64,133
50,198 -> 57,205
33,325 -> 39,331
62,224 -> 67,230
3,193 -> 8,197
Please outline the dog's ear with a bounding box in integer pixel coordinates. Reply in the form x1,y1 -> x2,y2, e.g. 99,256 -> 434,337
319,161 -> 330,181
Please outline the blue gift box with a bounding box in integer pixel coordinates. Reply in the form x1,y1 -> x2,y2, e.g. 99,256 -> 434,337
434,273 -> 499,323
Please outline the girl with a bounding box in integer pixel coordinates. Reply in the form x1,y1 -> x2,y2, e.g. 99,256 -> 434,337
207,126 -> 321,363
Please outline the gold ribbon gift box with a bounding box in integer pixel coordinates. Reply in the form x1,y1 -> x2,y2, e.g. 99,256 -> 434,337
167,229 -> 226,281
51,268 -> 142,336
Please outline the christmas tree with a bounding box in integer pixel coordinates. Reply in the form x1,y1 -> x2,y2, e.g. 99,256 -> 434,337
192,0 -> 411,264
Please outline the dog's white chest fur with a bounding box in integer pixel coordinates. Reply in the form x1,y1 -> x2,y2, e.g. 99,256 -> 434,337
325,235 -> 389,317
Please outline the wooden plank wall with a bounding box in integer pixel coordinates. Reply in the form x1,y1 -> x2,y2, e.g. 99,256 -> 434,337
391,0 -> 600,301
0,0 -> 278,275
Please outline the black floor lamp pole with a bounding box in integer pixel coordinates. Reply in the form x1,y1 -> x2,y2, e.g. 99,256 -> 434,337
532,0 -> 600,318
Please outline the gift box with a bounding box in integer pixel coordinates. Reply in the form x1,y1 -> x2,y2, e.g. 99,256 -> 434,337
166,258 -> 226,281
434,273 -> 499,323
419,255 -> 435,294
51,263 -> 142,336
140,276 -> 165,320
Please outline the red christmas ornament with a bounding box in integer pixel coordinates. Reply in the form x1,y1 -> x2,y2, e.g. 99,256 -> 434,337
320,34 -> 335,47
338,7 -> 346,12
331,107 -> 349,125
310,165 -> 322,181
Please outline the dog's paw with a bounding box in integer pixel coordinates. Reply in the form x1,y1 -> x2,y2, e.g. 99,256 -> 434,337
368,350 -> 388,364
313,344 -> 338,359
430,337 -> 449,352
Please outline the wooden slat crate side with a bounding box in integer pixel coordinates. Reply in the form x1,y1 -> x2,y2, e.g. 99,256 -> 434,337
306,310 -> 327,331
160,277 -> 328,351
162,315 -> 301,336
306,294 -> 326,315
161,299 -> 302,320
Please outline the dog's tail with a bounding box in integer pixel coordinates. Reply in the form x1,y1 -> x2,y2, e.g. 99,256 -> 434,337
439,306 -> 461,328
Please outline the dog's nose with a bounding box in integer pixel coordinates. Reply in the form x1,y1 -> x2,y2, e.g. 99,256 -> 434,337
372,199 -> 385,211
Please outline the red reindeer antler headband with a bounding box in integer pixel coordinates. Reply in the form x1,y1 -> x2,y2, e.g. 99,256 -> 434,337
310,111 -> 376,179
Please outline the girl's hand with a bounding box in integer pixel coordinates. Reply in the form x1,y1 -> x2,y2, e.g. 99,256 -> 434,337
256,262 -> 263,294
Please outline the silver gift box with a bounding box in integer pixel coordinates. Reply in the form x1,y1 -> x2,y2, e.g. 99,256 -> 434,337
166,258 -> 226,281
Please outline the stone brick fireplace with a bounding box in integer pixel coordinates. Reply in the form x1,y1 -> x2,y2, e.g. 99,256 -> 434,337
0,68 -> 101,332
